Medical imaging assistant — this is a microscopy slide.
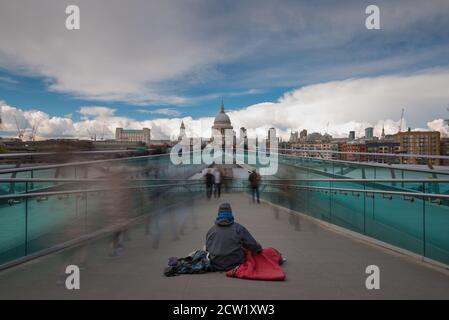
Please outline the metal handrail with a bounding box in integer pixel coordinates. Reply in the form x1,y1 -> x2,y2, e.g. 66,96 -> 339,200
1,178 -> 449,183
233,148 -> 449,174
0,149 -> 145,158
275,147 -> 449,160
276,153 -> 449,175
5,143 -> 446,160
263,183 -> 449,199
0,178 -> 206,182
0,150 -> 208,174
261,178 -> 449,182
0,181 -> 203,200
2,146 -> 449,177
0,152 -> 172,174
1,179 -> 447,200
237,147 -> 449,160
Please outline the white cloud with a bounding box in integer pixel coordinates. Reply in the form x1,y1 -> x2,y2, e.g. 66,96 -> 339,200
0,104 -> 76,139
138,108 -> 181,117
1,1 -> 448,105
220,69 -> 449,139
79,106 -> 116,119
0,1 -> 251,105
1,69 -> 449,141
427,119 -> 449,137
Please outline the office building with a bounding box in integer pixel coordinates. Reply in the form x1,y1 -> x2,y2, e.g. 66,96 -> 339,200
349,131 -> 355,141
115,127 -> 151,145
365,127 -> 374,140
397,129 -> 440,165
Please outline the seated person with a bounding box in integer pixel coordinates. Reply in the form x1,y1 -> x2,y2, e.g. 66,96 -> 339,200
206,203 -> 262,271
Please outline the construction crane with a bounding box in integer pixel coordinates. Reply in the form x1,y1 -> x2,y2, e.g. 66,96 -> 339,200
30,118 -> 41,141
398,108 -> 405,133
86,127 -> 96,141
14,116 -> 25,140
99,122 -> 108,140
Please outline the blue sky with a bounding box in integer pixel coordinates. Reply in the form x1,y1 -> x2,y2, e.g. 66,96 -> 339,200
1,0 -> 449,139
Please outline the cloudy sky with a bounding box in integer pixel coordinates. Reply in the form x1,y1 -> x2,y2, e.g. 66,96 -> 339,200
1,0 -> 449,140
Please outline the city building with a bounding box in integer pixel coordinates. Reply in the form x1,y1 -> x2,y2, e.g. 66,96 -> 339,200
349,131 -> 355,141
239,127 -> 248,150
240,127 -> 247,140
365,140 -> 400,163
440,137 -> 449,166
299,129 -> 307,140
289,130 -> 299,143
1,139 -> 94,154
306,132 -> 325,143
267,127 -> 278,149
268,128 -> 277,141
178,121 -> 186,141
397,129 -> 440,165
331,137 -> 349,144
93,139 -> 145,150
365,127 -> 374,140
115,128 -> 151,145
290,142 -> 339,160
339,141 -> 368,162
150,139 -> 173,147
211,100 -> 235,149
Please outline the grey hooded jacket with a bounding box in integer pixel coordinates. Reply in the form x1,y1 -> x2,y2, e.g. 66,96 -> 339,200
206,219 -> 262,271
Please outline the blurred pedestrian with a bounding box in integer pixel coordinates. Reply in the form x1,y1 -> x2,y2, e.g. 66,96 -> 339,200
204,168 -> 215,199
213,167 -> 222,198
248,169 -> 261,204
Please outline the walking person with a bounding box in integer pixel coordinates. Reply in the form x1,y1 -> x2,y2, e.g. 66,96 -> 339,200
101,170 -> 134,257
213,167 -> 222,198
248,169 -> 261,204
204,168 -> 215,199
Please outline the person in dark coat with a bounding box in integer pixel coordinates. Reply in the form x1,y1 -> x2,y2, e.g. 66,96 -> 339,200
248,169 -> 261,203
206,203 -> 262,271
204,169 -> 215,199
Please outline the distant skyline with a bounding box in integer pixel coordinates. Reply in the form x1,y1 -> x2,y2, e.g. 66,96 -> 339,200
1,0 -> 449,140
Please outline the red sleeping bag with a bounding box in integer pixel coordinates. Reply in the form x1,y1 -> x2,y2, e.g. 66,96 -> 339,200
225,247 -> 285,281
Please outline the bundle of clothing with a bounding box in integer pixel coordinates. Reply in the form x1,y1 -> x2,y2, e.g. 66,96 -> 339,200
163,250 -> 211,277
225,247 -> 286,281
163,247 -> 285,281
